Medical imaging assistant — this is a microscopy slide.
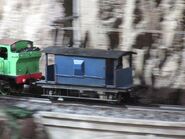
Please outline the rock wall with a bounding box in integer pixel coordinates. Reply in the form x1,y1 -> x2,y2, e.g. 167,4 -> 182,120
0,0 -> 185,91
79,0 -> 185,89
0,0 -> 64,47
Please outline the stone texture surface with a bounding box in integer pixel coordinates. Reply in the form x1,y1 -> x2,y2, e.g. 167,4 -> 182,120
0,0 -> 64,48
0,0 -> 185,103
79,0 -> 185,90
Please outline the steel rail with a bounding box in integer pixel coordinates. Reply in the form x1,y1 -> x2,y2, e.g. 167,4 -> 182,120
126,105 -> 185,113
35,111 -> 185,139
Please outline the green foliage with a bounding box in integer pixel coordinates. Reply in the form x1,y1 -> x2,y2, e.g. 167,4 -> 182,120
4,106 -> 33,139
5,106 -> 33,119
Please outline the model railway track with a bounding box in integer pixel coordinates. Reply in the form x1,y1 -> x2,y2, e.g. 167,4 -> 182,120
0,95 -> 185,112
35,111 -> 185,139
126,105 -> 185,113
0,96 -> 185,138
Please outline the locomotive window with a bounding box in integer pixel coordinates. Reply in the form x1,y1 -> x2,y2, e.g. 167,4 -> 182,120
0,47 -> 8,59
73,59 -> 84,76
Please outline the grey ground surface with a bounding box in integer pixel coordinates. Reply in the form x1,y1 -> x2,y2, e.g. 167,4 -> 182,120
11,99 -> 185,122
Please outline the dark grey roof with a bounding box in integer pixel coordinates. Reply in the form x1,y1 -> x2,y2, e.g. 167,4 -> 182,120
43,47 -> 136,59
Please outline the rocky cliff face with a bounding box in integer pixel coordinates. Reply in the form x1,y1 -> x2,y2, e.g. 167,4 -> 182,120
79,0 -> 185,90
0,0 -> 185,93
0,0 -> 64,47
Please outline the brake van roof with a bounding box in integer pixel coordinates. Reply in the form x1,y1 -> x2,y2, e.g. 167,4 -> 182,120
43,46 -> 136,59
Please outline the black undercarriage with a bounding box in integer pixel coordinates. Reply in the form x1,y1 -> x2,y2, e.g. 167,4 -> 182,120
36,81 -> 134,103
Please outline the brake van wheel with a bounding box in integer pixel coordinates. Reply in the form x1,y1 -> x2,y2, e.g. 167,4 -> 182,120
118,92 -> 131,103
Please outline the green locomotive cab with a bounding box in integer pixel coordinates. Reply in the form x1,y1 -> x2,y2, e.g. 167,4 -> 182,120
0,39 -> 42,94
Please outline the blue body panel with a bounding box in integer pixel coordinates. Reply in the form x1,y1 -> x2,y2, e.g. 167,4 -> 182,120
55,55 -> 106,87
116,68 -> 133,88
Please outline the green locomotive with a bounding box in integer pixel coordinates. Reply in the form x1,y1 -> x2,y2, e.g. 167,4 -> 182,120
0,39 -> 42,94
